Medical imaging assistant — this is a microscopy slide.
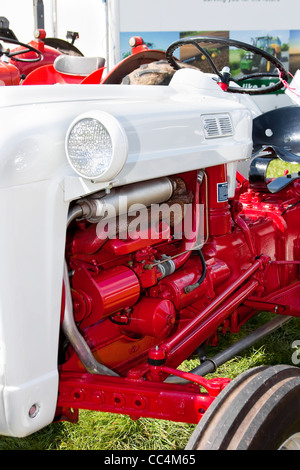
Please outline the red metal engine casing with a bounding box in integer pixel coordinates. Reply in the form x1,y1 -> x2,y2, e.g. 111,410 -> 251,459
58,163 -> 300,424
0,61 -> 20,86
65,166 -> 300,356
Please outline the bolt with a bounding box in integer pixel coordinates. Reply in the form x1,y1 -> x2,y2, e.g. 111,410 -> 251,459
29,403 -> 39,419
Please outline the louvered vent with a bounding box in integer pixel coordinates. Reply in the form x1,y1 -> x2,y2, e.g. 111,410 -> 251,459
201,114 -> 233,139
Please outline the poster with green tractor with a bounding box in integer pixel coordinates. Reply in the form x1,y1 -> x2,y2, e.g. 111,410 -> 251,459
239,35 -> 283,74
121,29 -> 300,94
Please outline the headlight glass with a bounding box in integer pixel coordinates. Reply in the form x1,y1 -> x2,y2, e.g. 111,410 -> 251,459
66,111 -> 128,182
67,118 -> 112,178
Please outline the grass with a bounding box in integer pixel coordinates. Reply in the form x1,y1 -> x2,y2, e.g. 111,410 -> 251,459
0,313 -> 298,450
1,160 -> 299,450
267,160 -> 300,178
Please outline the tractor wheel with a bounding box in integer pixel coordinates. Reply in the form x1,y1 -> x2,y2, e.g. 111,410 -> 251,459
186,365 -> 300,450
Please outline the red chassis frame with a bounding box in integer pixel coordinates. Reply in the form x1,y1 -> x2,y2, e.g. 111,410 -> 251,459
56,163 -> 300,426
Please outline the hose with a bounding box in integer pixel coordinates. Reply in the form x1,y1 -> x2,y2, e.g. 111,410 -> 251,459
62,262 -> 119,376
62,204 -> 119,376
184,248 -> 207,294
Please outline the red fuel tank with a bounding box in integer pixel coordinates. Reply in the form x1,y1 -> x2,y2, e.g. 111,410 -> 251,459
0,61 -> 20,85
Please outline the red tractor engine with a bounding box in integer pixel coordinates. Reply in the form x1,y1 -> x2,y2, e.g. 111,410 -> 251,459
55,36 -> 300,449
1,28 -> 300,449
58,160 -> 300,424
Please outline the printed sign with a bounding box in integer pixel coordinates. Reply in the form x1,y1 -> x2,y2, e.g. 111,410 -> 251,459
119,0 -> 300,93
217,182 -> 229,203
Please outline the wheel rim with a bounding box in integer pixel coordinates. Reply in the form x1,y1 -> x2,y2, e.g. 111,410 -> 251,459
280,433 -> 300,450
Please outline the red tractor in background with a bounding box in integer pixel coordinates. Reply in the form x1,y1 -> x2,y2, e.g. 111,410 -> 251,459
0,16 -> 87,85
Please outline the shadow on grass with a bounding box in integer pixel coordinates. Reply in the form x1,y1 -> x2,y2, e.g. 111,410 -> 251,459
0,314 -> 298,450
0,410 -> 195,451
0,421 -> 67,450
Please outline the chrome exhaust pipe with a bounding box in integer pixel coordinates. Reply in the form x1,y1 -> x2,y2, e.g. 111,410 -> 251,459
77,177 -> 174,222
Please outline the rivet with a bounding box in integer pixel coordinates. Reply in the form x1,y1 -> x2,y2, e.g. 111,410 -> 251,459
29,403 -> 40,419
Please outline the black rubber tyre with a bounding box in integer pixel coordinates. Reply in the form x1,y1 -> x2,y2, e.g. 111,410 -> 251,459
186,365 -> 300,450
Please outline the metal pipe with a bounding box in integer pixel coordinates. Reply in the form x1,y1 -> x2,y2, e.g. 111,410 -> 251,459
62,176 -> 176,376
165,279 -> 259,368
162,258 -> 264,357
67,205 -> 83,225
62,262 -> 119,376
272,260 -> 300,265
52,0 -> 58,38
150,170 -> 209,273
62,204 -> 119,376
154,172 -> 202,279
166,314 -> 292,383
77,177 -> 174,223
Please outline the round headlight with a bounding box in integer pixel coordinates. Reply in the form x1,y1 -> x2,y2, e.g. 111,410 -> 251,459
65,111 -> 128,182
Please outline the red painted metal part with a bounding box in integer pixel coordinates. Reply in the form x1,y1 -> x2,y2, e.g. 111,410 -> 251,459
102,50 -> 167,84
129,36 -> 150,54
10,40 -> 61,77
59,165 -> 300,425
0,61 -> 20,86
149,278 -> 260,371
0,39 -> 62,86
57,371 -> 229,424
205,166 -> 232,236
3,33 -> 97,86
245,280 -> 300,316
21,63 -> 105,85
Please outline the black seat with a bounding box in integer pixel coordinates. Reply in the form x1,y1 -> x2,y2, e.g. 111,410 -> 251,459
53,55 -> 105,76
252,105 -> 300,164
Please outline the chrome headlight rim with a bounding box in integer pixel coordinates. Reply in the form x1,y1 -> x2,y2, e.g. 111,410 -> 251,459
65,110 -> 128,182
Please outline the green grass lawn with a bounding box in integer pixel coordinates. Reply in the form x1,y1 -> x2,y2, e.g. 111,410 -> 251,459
0,159 -> 299,450
0,312 -> 298,450
267,160 -> 300,178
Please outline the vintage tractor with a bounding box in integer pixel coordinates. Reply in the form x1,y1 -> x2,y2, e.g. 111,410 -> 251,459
0,35 -> 299,451
0,16 -> 85,86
